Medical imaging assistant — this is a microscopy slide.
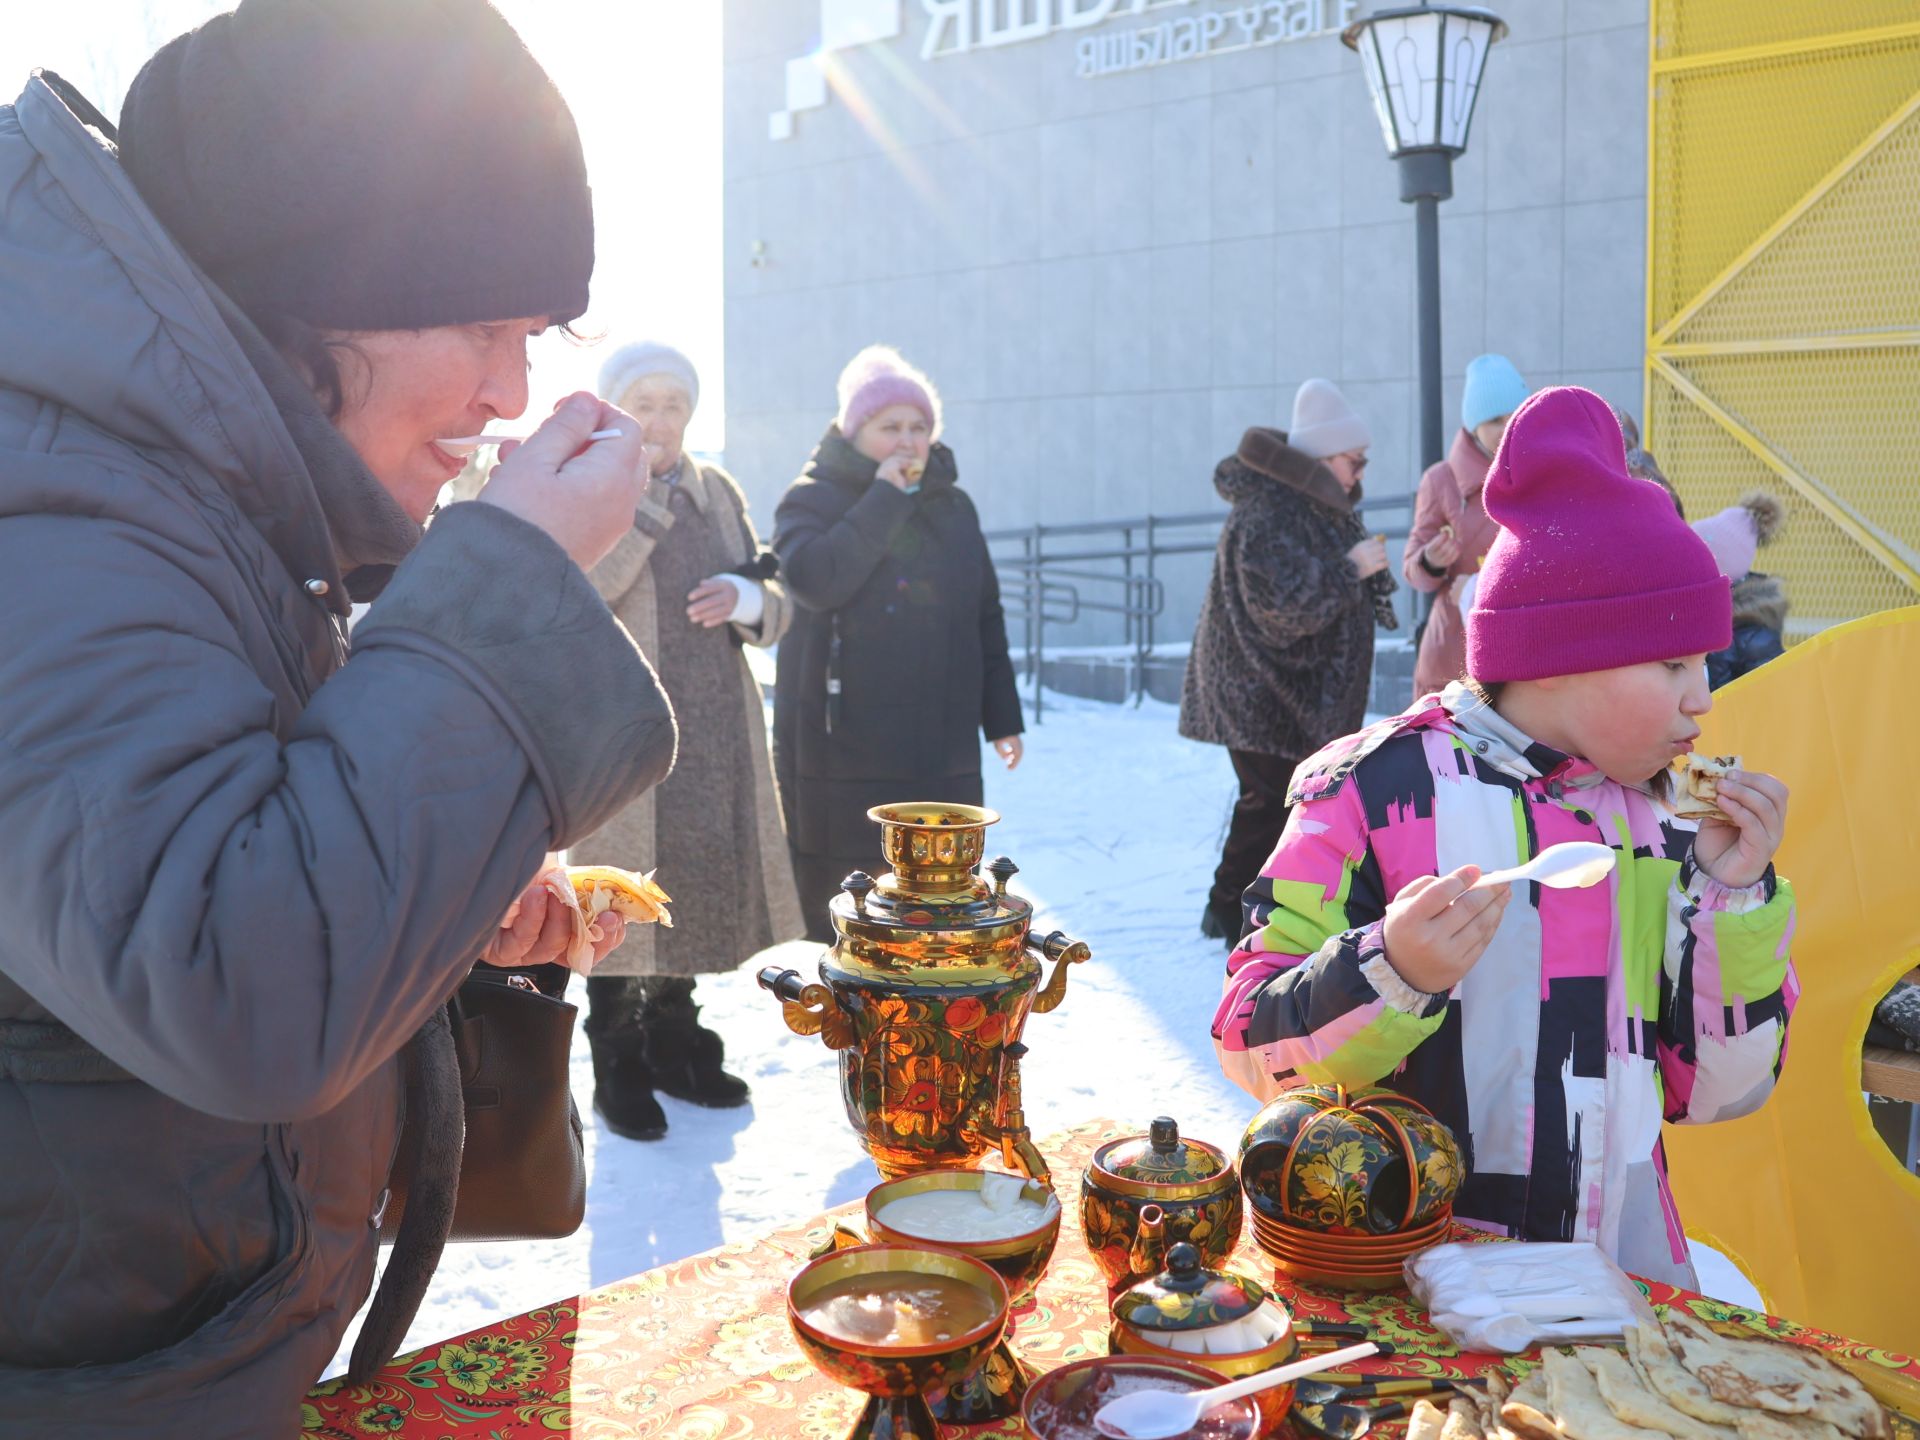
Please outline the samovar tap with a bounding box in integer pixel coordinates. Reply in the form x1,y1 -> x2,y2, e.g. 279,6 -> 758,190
986,1041 -> 1051,1186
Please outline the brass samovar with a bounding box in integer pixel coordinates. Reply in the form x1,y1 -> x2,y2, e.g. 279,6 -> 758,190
758,803 -> 1090,1184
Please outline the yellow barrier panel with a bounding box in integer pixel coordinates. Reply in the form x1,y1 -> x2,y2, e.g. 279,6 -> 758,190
1664,607 -> 1920,1355
1646,2 -> 1920,641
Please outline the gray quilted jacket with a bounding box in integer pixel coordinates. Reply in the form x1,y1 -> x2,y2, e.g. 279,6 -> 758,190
0,74 -> 675,1436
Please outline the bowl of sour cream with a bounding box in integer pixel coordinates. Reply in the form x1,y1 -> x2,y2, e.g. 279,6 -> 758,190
865,1168 -> 1063,1304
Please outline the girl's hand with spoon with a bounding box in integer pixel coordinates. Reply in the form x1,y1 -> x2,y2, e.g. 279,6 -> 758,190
1093,1342 -> 1380,1440
1380,868 -> 1508,996
477,393 -> 651,572
1381,844 -> 1618,996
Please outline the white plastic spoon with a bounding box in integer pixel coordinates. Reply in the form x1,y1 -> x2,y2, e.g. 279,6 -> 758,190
437,427 -> 624,456
1092,1342 -> 1380,1440
1469,841 -> 1616,892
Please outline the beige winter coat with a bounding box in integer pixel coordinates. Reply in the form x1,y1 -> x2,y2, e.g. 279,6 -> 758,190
573,460 -> 803,974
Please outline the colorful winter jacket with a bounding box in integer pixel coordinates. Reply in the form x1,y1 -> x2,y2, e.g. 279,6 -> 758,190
1212,685 -> 1797,1285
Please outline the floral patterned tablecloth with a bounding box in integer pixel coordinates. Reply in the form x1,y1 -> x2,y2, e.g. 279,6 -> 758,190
304,1118 -> 1920,1438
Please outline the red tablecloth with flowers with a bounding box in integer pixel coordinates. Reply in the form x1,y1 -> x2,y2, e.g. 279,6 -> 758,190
303,1119 -> 1920,1438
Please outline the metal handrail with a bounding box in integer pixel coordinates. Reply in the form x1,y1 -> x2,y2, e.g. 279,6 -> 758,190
986,497 -> 1415,719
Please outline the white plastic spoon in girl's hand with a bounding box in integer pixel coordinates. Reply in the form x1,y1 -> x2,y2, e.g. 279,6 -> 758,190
437,428 -> 624,456
1092,1342 -> 1380,1440
1469,841 -> 1616,892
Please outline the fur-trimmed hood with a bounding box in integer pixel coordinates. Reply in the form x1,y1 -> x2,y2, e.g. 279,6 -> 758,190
1216,427 -> 1359,512
1732,571 -> 1787,633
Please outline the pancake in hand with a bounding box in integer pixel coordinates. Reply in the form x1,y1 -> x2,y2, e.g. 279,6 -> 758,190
537,865 -> 673,972
561,865 -> 672,925
1670,753 -> 1739,823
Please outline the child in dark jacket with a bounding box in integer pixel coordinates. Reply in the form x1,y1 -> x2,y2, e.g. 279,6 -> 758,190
1693,492 -> 1787,689
1214,388 -> 1795,1289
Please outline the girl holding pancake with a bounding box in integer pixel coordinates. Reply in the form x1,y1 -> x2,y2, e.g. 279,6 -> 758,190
1213,386 -> 1795,1288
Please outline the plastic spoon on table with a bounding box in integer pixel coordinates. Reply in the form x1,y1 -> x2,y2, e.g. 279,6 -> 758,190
1468,841 -> 1616,892
437,428 -> 625,457
1092,1342 -> 1380,1440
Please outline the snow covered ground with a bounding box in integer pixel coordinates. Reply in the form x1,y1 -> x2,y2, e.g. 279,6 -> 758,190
327,690 -> 1759,1377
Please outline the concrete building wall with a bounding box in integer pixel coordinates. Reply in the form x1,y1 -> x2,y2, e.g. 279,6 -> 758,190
721,0 -> 1649,650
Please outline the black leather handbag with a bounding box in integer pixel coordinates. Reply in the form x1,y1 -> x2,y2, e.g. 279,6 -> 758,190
381,965 -> 586,1243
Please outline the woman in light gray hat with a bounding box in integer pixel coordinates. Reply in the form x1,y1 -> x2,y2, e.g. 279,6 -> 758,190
1179,378 -> 1395,947
573,341 -> 804,1139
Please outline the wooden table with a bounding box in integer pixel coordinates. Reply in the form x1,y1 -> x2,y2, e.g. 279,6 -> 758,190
303,1118 -> 1920,1438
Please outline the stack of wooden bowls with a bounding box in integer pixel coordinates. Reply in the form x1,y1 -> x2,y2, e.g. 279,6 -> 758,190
1237,1085 -> 1463,1290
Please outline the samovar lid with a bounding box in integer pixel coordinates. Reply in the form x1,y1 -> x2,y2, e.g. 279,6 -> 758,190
1092,1117 -> 1231,1190
1111,1243 -> 1273,1334
831,805 -> 1032,943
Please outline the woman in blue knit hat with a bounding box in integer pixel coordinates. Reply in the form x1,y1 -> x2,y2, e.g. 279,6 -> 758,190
1401,354 -> 1530,699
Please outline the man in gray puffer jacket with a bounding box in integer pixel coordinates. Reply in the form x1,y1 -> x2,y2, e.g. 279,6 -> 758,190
0,5 -> 676,1435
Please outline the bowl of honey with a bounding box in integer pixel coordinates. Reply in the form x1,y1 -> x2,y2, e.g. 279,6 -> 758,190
787,1242 -> 1011,1439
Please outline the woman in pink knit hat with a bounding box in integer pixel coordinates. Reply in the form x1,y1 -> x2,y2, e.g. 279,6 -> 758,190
1213,386 -> 1796,1284
1693,492 -> 1788,689
772,346 -> 1024,939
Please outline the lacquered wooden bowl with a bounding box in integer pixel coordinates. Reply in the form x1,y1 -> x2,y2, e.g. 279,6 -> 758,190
787,1243 -> 1010,1440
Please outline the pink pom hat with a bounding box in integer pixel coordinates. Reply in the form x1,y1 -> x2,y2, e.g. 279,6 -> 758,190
836,344 -> 942,441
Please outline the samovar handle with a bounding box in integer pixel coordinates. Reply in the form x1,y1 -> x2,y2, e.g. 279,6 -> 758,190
755,966 -> 855,1050
1026,930 -> 1091,1015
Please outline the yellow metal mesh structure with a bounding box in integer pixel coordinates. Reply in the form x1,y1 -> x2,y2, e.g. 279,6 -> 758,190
1654,3 -> 1920,65
1648,38 -> 1920,329
1647,3 -> 1920,638
1648,366 -> 1918,636
1671,100 -> 1920,344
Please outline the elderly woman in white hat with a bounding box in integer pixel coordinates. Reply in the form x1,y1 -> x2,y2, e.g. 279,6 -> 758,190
1178,378 -> 1395,947
572,341 -> 803,1140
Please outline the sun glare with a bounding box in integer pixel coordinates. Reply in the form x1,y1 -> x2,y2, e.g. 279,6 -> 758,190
0,0 -> 724,452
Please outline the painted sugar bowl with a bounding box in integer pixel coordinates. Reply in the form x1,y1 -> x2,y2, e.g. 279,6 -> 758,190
1237,1084 -> 1462,1235
1082,1116 -> 1243,1290
1109,1243 -> 1299,1434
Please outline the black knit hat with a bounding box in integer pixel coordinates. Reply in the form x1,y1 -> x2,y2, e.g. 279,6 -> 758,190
119,0 -> 593,332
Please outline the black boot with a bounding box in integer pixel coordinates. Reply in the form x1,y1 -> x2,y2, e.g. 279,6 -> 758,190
1201,898 -> 1240,951
639,977 -> 751,1109
585,978 -> 668,1141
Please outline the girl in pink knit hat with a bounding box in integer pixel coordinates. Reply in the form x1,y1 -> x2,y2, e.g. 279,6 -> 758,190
1213,386 -> 1796,1287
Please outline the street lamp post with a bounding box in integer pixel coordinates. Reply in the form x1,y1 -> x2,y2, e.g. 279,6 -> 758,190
1343,3 -> 1507,473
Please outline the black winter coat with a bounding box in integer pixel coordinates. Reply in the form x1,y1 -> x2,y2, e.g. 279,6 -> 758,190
1177,428 -> 1376,759
772,427 -> 1023,858
1707,572 -> 1787,690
